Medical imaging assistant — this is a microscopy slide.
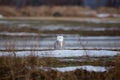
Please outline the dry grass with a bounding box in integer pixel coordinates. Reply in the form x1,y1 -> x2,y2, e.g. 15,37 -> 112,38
0,41 -> 119,80
97,7 -> 120,14
0,26 -> 41,33
0,6 -> 119,17
0,6 -> 21,16
0,48 -> 120,80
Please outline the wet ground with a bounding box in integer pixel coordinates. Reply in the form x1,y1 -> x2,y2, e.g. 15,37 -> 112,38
0,19 -> 120,51
0,18 -> 120,72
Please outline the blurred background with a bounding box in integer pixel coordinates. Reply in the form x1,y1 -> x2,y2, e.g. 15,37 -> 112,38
0,0 -> 119,8
0,0 -> 119,17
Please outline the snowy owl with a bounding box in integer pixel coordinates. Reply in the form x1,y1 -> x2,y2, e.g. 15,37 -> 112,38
54,35 -> 64,50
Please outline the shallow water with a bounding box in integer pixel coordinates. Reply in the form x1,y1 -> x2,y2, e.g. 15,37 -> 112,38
0,33 -> 120,50
0,19 -> 120,50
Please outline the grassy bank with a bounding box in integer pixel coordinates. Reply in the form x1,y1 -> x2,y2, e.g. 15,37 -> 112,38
0,6 -> 120,17
0,55 -> 120,80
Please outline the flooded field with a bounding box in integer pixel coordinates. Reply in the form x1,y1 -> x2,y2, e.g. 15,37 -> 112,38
0,19 -> 120,51
0,19 -> 120,74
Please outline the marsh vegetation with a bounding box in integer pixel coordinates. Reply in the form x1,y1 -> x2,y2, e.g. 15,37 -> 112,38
0,19 -> 120,80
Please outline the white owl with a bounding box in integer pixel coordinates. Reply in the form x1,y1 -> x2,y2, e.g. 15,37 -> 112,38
54,35 -> 64,50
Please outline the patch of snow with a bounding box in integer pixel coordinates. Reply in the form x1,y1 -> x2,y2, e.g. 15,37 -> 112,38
80,36 -> 120,40
0,50 -> 117,57
40,25 -> 120,31
96,14 -> 110,18
18,24 -> 30,27
26,65 -> 107,72
52,65 -> 106,72
96,13 -> 120,18
0,32 -> 40,36
0,21 -> 9,24
0,21 -> 17,24
84,19 -> 120,23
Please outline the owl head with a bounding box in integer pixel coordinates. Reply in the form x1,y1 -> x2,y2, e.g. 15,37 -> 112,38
57,35 -> 64,42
